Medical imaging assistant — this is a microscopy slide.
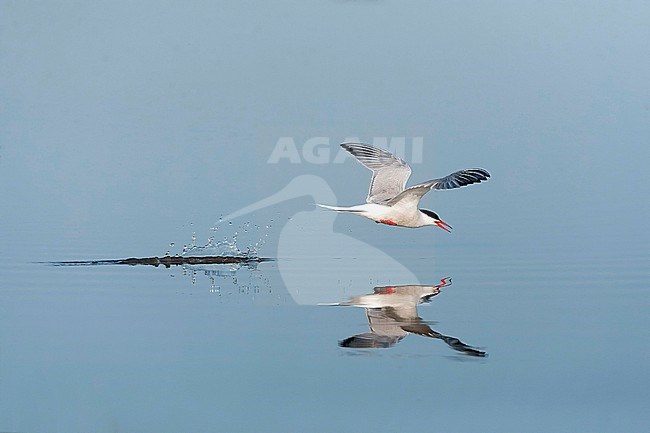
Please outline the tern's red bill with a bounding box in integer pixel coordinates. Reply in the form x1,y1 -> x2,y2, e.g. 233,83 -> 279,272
435,219 -> 453,233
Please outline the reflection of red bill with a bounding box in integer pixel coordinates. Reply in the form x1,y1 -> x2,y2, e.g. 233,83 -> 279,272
435,219 -> 453,233
435,277 -> 452,290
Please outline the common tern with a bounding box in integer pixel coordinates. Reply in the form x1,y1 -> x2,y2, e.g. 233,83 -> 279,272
318,143 -> 490,231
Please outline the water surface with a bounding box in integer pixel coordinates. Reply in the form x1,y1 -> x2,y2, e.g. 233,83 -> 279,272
1,1 -> 649,432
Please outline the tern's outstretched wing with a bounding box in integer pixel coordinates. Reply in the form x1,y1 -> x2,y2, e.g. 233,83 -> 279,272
338,333 -> 402,348
387,168 -> 490,208
341,143 -> 412,204
338,308 -> 407,348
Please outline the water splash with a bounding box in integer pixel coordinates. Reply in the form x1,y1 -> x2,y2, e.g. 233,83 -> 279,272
177,220 -> 274,259
181,234 -> 245,258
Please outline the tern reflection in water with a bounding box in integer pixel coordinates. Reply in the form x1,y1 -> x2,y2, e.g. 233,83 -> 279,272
328,278 -> 486,357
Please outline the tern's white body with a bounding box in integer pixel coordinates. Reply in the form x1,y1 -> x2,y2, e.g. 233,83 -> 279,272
318,143 -> 491,230
317,202 -> 428,228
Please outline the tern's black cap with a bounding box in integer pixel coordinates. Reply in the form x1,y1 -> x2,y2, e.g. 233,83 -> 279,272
420,209 -> 441,220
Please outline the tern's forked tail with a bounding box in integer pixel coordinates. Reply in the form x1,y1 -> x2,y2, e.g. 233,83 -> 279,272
316,204 -> 365,213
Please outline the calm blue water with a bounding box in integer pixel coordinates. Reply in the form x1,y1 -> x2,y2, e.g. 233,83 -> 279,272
1,1 -> 649,432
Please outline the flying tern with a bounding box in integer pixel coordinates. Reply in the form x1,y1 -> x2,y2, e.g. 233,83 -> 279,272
318,143 -> 490,231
